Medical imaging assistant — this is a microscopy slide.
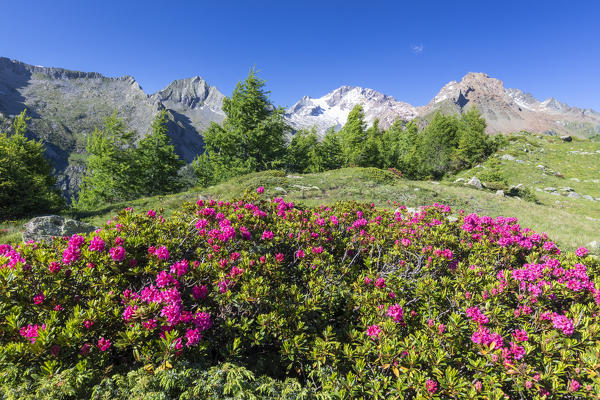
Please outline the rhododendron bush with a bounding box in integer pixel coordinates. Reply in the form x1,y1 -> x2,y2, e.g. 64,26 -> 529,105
0,191 -> 599,399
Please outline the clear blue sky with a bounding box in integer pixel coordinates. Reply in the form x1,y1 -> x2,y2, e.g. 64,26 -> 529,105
1,0 -> 598,110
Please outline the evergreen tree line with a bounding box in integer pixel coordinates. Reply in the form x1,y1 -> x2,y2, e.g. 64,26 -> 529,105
194,69 -> 499,185
0,69 -> 498,219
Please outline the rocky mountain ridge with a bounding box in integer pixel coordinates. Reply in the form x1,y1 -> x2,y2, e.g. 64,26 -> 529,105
1,57 -> 599,199
0,57 -> 225,199
288,72 -> 600,138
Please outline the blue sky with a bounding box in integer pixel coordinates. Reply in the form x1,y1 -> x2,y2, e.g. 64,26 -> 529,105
1,0 -> 599,109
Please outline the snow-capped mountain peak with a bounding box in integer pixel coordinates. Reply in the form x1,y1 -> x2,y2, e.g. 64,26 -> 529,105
285,86 -> 418,134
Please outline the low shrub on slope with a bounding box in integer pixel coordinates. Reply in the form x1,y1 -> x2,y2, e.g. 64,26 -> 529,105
0,189 -> 599,399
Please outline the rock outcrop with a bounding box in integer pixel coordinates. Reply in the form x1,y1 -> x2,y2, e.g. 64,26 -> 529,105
22,215 -> 97,243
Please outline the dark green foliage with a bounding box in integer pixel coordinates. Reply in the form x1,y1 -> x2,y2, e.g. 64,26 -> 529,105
285,128 -> 321,173
507,185 -> 539,203
77,111 -> 184,209
136,110 -> 185,196
338,104 -> 368,166
76,112 -> 139,208
319,127 -> 344,171
333,106 -> 495,180
194,69 -> 288,186
0,110 -> 63,220
0,361 -> 307,400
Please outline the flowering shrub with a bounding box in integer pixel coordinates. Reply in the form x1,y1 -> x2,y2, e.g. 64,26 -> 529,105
0,191 -> 599,398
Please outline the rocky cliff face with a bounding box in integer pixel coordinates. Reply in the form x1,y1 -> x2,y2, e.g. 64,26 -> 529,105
0,57 -> 225,200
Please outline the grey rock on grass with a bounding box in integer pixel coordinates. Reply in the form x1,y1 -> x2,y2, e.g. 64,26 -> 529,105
23,215 -> 97,243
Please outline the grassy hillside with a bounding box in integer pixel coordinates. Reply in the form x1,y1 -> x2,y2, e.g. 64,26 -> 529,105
2,133 -> 598,252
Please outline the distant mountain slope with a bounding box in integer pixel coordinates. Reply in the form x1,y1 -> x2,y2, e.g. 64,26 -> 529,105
420,72 -> 600,136
286,72 -> 600,138
1,56 -> 599,199
0,57 -> 225,199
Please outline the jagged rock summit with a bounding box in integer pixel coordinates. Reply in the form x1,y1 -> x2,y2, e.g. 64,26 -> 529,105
419,72 -> 600,136
0,57 -> 225,199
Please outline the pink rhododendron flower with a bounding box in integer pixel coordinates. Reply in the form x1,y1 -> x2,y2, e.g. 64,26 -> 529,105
109,246 -> 126,262
169,260 -> 189,277
512,329 -> 529,342
229,266 -> 244,277
155,246 -> 170,260
89,236 -> 105,251
438,324 -> 446,334
466,307 -> 489,325
156,271 -> 176,288
33,293 -> 45,305
142,319 -> 157,330
48,261 -> 61,274
510,341 -> 526,360
68,234 -> 86,248
97,337 -> 111,351
426,379 -> 438,394
387,304 -> 404,323
261,230 -> 274,240
256,186 -> 264,194
122,305 -> 137,321
366,324 -> 381,339
569,379 -> 581,392
374,278 -> 386,288
575,247 -> 588,257
185,328 -> 202,347
218,279 -> 232,293
147,209 -> 156,218
192,284 -> 208,300
194,311 -> 212,331
552,313 -> 574,335
62,245 -> 81,265
172,337 -> 183,350
19,324 -> 44,343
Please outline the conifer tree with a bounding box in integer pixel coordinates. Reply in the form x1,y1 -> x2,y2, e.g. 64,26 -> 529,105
135,110 -> 184,195
0,110 -> 63,219
195,69 -> 288,186
338,104 -> 367,165
319,127 -> 344,171
76,112 -> 138,208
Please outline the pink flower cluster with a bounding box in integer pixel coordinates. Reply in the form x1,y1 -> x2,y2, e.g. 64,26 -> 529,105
366,324 -> 381,339
97,337 -> 111,351
89,236 -> 105,252
386,304 -> 404,323
110,246 -> 126,262
19,323 -> 45,343
0,244 -> 26,269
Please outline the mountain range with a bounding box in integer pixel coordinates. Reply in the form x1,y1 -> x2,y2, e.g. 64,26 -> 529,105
1,57 -> 599,198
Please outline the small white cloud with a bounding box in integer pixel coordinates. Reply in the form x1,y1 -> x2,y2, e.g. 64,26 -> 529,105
411,44 -> 424,54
